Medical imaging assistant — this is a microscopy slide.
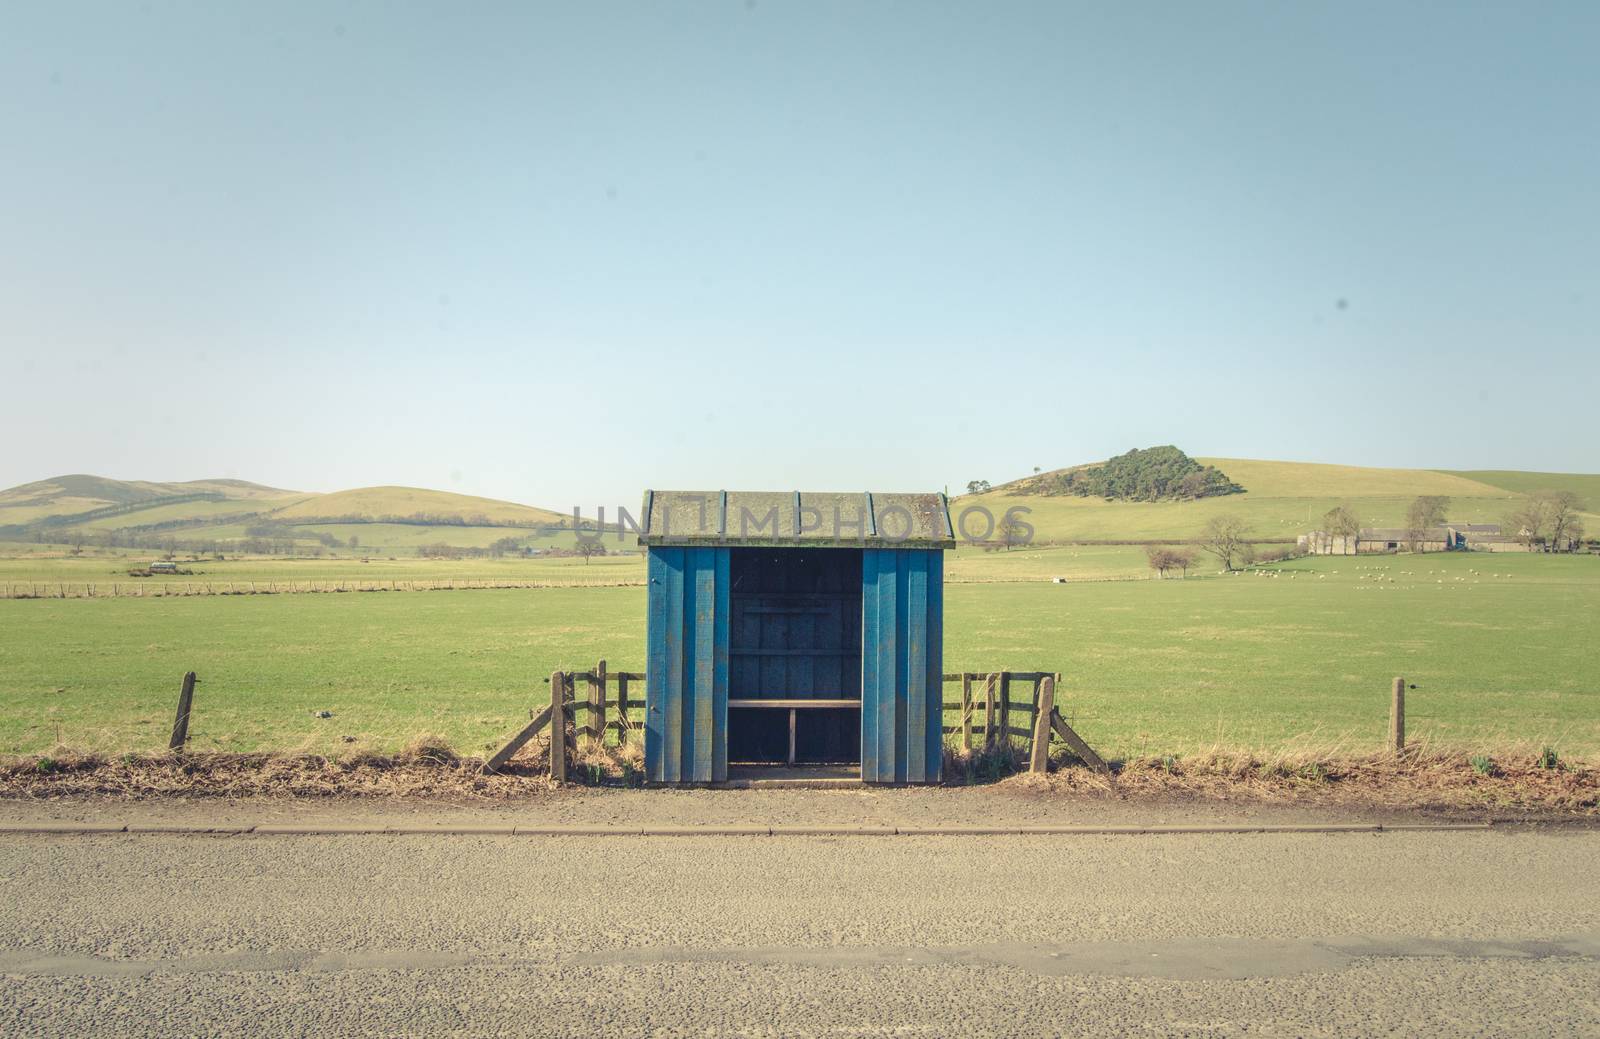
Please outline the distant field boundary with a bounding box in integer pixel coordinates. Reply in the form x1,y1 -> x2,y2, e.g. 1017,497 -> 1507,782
947,575 -> 1155,585
0,574 -> 1161,599
1024,537 -> 1299,547
1,578 -> 647,599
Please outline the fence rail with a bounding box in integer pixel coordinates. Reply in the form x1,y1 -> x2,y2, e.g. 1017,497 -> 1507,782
487,664 -> 1104,778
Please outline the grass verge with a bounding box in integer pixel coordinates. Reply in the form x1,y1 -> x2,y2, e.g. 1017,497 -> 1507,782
2,739 -> 1593,815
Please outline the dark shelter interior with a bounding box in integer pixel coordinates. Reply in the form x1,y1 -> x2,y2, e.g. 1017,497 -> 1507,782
725,547 -> 862,764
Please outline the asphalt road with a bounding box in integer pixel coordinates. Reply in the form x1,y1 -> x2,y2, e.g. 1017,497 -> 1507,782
2,829 -> 1597,1037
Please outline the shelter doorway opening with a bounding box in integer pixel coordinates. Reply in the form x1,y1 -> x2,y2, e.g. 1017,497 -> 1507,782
725,548 -> 862,766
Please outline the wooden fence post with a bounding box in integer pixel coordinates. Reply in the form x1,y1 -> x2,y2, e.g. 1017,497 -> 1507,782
169,672 -> 197,751
1390,676 -> 1405,754
1030,674 -> 1056,773
998,672 -> 1012,749
960,674 -> 973,750
550,671 -> 568,783
615,673 -> 630,738
591,659 -> 607,743
983,673 -> 998,748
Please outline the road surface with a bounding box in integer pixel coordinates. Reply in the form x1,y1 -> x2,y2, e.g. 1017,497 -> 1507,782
1,821 -> 1596,1036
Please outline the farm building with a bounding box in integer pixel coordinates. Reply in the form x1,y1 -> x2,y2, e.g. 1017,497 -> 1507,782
1299,523 -> 1536,555
1461,531 -> 1530,552
1299,531 -> 1359,555
639,490 -> 954,785
1356,528 -> 1454,553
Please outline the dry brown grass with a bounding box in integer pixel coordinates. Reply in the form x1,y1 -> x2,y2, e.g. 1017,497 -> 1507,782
1,737 -> 1593,814
943,742 -> 1029,784
1027,743 -> 1599,815
0,730 -> 659,800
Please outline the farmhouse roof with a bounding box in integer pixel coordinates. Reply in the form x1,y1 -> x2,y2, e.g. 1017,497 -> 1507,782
1359,527 -> 1451,541
639,490 -> 955,549
1453,523 -> 1502,534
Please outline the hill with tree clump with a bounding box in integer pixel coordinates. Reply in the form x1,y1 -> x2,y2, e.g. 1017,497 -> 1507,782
954,458 -> 1597,546
1006,446 -> 1244,502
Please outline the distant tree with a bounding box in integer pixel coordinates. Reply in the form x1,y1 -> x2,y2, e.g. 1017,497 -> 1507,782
1538,490 -> 1586,551
1510,490 -> 1587,551
1170,547 -> 1196,577
575,538 -> 606,564
1507,501 -> 1544,548
1145,545 -> 1178,578
1322,504 -> 1361,554
347,534 -> 360,549
996,511 -> 1028,551
1178,471 -> 1210,500
1199,514 -> 1252,571
1405,495 -> 1450,552
965,480 -> 992,495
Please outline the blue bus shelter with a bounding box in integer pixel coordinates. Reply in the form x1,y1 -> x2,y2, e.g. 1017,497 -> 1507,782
639,490 -> 954,785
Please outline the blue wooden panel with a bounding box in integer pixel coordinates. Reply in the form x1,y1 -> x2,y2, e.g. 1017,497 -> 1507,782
662,548 -> 685,782
645,546 -> 730,783
691,548 -> 715,782
905,554 -> 928,782
645,550 -> 670,777
712,548 -> 730,780
860,549 -> 944,784
876,551 -> 900,782
860,551 -> 881,780
924,550 -> 945,772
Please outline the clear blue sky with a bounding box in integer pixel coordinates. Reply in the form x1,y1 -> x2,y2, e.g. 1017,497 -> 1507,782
4,1 -> 1596,507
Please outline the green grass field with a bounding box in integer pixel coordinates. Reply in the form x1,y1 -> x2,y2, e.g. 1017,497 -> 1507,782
0,552 -> 647,589
0,544 -> 1160,589
3,459 -> 1595,765
2,551 -> 1594,761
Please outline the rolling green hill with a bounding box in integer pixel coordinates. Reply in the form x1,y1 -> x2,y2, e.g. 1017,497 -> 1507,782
272,486 -> 565,527
0,475 -> 308,530
1200,459 -> 1505,499
0,476 -> 572,556
5,457 -> 1595,558
0,474 -> 296,510
1440,470 -> 1600,501
960,457 -> 1596,544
